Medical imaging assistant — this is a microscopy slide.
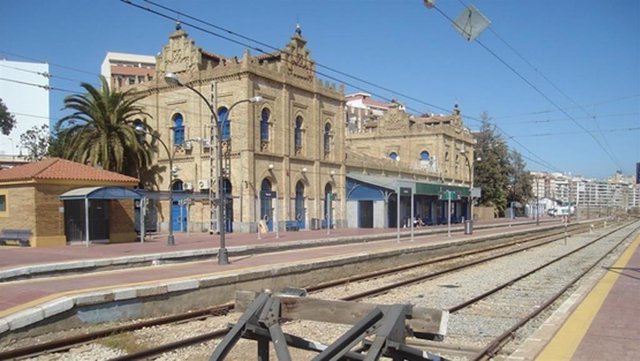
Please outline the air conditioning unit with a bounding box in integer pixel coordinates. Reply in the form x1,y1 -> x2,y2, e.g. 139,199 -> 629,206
198,179 -> 211,190
202,140 -> 212,148
183,182 -> 194,191
183,142 -> 193,150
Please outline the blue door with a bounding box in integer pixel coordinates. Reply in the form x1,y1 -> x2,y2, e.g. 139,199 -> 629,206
260,179 -> 273,231
223,179 -> 233,233
295,181 -> 306,229
172,200 -> 187,232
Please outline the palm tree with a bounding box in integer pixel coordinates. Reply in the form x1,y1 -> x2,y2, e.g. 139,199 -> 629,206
57,76 -> 152,177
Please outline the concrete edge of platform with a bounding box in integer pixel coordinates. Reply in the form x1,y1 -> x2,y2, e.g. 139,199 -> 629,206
0,220 -> 556,282
0,243 -> 422,335
0,221 -> 571,336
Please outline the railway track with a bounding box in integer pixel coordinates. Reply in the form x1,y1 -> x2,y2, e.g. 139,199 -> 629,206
0,220 -> 622,360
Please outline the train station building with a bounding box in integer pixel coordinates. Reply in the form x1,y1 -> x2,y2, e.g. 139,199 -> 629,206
129,24 -> 477,236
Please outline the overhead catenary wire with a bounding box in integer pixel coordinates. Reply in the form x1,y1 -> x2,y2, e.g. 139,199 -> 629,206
120,0 -> 565,173
434,3 -> 624,171
121,0 -> 449,117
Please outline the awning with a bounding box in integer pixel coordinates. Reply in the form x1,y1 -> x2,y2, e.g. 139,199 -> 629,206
347,173 -> 470,197
60,186 -> 142,200
347,173 -> 399,191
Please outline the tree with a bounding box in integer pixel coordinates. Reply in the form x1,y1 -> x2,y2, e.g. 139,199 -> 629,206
0,98 -> 17,135
48,124 -> 76,158
56,76 -> 152,177
19,124 -> 50,161
474,112 -> 511,217
507,149 -> 534,216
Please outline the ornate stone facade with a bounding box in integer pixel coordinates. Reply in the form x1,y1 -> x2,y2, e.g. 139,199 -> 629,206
346,103 -> 476,185
133,25 -> 345,233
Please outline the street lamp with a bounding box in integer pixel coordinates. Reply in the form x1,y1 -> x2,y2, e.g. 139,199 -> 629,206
134,125 -> 175,246
460,150 -> 480,228
165,72 -> 262,265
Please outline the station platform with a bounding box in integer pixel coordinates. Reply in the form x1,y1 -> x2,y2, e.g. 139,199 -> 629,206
533,231 -> 640,360
4,216 -> 638,360
0,218 -> 553,335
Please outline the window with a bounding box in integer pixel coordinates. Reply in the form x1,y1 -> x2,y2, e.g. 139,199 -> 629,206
295,116 -> 303,149
173,113 -> 185,145
218,106 -> 230,141
260,108 -> 270,141
0,194 -> 6,212
420,151 -> 430,161
323,123 -> 332,154
389,152 -> 398,161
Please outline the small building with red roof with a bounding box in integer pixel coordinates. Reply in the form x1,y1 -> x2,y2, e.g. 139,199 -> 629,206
0,158 -> 140,247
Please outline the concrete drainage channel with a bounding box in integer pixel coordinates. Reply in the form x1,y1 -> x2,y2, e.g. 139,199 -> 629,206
0,221 -> 567,339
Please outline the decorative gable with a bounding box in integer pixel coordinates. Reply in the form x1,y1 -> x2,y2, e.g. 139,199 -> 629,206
157,23 -> 202,75
379,106 -> 411,132
283,25 -> 315,81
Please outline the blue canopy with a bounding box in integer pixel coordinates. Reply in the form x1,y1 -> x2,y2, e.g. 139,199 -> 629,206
59,186 -> 142,200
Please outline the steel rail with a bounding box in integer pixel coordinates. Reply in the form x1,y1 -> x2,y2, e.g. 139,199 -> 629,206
0,221 -> 602,360
0,304 -> 233,360
305,225 -> 582,293
447,223 -> 627,313
100,222 -> 604,360
471,222 -> 640,361
339,224 -> 595,302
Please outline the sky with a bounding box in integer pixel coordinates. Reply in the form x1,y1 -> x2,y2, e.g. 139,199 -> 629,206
0,0 -> 638,180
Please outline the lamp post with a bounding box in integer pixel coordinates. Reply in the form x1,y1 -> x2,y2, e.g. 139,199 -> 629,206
164,72 -> 262,265
134,125 -> 175,246
536,176 -> 540,226
460,150 -> 479,227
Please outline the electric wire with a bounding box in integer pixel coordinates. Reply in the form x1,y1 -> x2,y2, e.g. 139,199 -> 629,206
121,0 -> 566,173
435,3 -> 624,170
121,0 -> 446,117
140,0 -> 449,115
492,95 -> 640,120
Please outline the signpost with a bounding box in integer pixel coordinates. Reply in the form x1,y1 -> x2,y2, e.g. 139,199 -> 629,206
439,190 -> 459,237
396,186 -> 414,242
400,187 -> 414,242
260,191 -> 278,238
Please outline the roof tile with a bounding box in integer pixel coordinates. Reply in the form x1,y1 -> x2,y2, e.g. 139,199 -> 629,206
0,158 -> 139,184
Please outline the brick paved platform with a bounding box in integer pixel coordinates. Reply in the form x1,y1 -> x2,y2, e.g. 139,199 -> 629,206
536,232 -> 640,360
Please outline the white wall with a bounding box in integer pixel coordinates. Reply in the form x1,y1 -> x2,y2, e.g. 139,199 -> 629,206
0,60 -> 49,156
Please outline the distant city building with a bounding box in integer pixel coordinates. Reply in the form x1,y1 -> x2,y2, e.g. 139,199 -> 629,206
345,92 -> 402,132
100,52 -> 156,90
531,171 -> 640,213
0,59 -> 50,160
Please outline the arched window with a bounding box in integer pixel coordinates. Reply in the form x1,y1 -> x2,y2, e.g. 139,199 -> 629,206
323,122 -> 332,154
260,108 -> 270,141
420,151 -> 430,161
295,116 -> 303,150
389,152 -> 399,161
218,106 -> 230,141
173,113 -> 184,145
172,179 -> 183,191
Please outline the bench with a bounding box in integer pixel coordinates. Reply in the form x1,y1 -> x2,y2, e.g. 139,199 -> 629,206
285,221 -> 299,231
0,229 -> 32,247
